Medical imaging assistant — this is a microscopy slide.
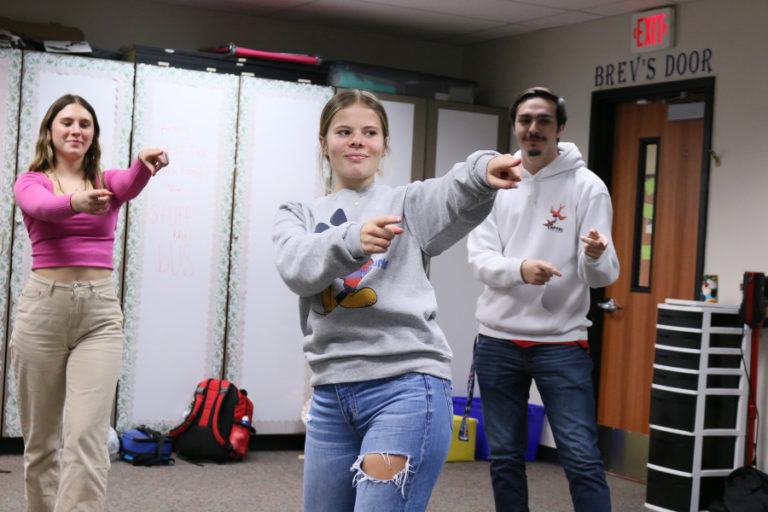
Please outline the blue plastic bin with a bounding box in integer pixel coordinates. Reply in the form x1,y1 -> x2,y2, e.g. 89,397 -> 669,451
526,403 -> 546,461
452,396 -> 488,460
453,397 -> 546,461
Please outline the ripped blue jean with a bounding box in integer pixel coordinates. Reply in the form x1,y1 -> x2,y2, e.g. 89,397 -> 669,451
303,373 -> 453,512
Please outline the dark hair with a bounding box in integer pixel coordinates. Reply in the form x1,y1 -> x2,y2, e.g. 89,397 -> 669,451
29,94 -> 102,185
510,87 -> 567,129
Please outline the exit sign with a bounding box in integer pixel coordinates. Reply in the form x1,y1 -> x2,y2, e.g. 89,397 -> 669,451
631,7 -> 675,53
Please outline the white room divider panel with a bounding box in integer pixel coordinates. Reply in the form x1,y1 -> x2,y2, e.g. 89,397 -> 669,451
118,65 -> 239,432
427,106 -> 505,394
2,52 -> 135,437
377,98 -> 419,187
0,49 -> 22,435
225,77 -> 333,434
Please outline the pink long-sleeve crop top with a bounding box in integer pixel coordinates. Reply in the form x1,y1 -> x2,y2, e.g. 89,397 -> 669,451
13,159 -> 152,270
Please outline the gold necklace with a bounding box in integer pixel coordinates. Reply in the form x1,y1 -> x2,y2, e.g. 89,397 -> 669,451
49,171 -> 88,195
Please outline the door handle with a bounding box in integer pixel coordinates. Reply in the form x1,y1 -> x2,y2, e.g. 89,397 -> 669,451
597,297 -> 623,313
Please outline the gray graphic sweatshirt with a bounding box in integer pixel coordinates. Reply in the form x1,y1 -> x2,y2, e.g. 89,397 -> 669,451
274,151 -> 499,386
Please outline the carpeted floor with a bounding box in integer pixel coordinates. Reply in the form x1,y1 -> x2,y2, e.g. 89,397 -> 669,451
0,451 -> 646,511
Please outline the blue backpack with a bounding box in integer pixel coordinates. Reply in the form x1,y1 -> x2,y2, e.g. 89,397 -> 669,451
119,426 -> 174,466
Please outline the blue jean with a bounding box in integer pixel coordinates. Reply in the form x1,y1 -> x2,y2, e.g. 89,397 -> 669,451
303,373 -> 453,512
474,335 -> 611,512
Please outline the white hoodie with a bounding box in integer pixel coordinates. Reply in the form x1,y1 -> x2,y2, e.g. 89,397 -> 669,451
467,142 -> 619,342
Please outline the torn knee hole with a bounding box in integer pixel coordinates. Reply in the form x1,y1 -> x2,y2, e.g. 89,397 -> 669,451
361,453 -> 408,480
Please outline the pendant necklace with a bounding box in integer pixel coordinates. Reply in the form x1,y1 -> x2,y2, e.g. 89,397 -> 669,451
49,171 -> 87,195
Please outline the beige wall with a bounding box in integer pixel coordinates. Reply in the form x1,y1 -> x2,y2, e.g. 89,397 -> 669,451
464,0 -> 768,465
465,0 -> 768,306
1,0 -> 464,77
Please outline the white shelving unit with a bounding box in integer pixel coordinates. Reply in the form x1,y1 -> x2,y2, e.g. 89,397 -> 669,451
645,299 -> 750,512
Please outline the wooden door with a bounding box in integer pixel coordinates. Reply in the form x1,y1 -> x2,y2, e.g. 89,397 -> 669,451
597,99 -> 705,435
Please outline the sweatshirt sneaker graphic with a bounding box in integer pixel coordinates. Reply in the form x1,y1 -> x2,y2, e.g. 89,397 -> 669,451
315,208 -> 379,314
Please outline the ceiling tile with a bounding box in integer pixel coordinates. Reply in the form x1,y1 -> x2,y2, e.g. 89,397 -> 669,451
145,0 -> 701,46
358,0 -> 566,23
273,0 -> 505,38
584,0 -> 681,16
150,0 -> 311,16
441,23 -> 539,45
511,0 -> 620,9
523,10 -> 602,28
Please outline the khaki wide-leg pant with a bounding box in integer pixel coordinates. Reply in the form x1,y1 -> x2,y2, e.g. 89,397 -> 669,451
10,272 -> 124,512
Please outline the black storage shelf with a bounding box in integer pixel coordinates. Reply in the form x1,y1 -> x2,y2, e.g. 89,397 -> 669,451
649,388 -> 739,432
646,467 -> 725,512
653,345 -> 743,372
646,300 -> 749,512
653,367 -> 699,391
648,429 -> 737,473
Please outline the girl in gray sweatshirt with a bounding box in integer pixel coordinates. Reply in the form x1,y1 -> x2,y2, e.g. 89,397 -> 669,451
273,89 -> 521,512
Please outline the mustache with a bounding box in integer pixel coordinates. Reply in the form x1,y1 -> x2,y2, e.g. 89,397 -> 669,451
525,135 -> 546,141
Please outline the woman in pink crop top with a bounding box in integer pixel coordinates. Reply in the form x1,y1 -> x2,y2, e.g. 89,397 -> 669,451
10,94 -> 168,512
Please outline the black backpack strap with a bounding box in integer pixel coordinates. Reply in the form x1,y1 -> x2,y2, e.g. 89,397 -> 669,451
135,425 -> 173,459
136,425 -> 164,457
458,335 -> 479,442
128,453 -> 175,467
136,425 -> 162,440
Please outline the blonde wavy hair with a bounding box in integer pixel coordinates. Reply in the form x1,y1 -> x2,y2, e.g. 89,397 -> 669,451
29,94 -> 103,187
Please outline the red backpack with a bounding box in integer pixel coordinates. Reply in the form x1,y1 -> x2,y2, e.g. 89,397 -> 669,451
169,378 -> 255,462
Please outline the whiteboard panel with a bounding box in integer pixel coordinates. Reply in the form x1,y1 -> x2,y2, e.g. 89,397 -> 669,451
226,77 -> 333,434
119,65 -> 239,431
377,99 -> 415,188
429,107 -> 502,397
3,52 -> 135,437
0,49 -> 21,436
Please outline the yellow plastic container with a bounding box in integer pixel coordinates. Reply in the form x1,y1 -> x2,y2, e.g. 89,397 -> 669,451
446,415 -> 477,462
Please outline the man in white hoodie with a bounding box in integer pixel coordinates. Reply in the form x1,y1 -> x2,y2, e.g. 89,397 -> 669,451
467,87 -> 619,512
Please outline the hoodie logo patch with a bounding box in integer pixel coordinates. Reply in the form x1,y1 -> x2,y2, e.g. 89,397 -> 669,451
543,204 -> 567,232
